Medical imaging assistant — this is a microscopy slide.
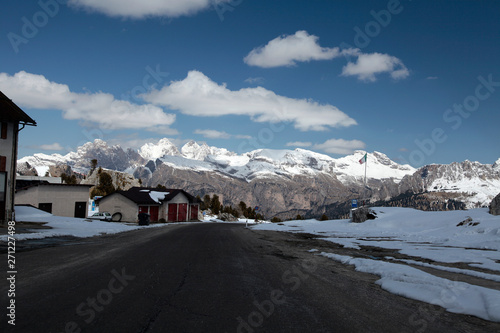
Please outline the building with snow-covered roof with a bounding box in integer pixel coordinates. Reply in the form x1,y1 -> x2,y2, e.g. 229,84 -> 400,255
96,187 -> 200,223
0,91 -> 36,224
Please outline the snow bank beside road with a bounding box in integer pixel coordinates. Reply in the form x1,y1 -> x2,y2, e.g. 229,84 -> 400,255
252,207 -> 500,322
253,207 -> 500,270
321,253 -> 500,322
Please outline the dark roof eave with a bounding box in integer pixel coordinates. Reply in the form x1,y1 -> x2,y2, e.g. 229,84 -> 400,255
0,91 -> 37,125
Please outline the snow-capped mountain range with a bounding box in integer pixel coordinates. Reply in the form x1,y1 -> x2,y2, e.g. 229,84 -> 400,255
19,139 -> 415,183
17,138 -> 500,214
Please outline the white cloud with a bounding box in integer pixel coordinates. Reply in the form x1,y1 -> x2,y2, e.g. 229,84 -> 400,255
341,52 -> 409,82
243,31 -> 410,82
244,31 -> 343,68
244,77 -> 265,85
194,129 -> 231,139
313,138 -> 366,155
68,0 -> 217,19
194,129 -> 251,140
37,143 -> 64,151
286,141 -> 312,148
143,70 -> 357,131
426,76 -> 438,80
0,71 -> 176,131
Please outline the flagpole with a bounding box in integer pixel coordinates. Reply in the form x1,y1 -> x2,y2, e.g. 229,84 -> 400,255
364,154 -> 367,206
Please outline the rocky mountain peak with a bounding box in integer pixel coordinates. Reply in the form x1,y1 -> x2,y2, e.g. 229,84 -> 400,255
181,140 -> 208,160
139,138 -> 181,161
493,158 -> 500,171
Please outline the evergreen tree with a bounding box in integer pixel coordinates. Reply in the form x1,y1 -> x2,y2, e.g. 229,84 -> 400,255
239,201 -> 248,217
210,194 -> 221,215
319,214 -> 329,221
61,173 -> 77,184
90,171 -> 115,198
195,195 -> 203,209
203,195 -> 211,211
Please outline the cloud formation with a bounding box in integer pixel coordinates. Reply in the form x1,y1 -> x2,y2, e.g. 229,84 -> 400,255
0,71 -> 176,131
143,70 -> 357,131
36,143 -> 64,151
341,52 -> 409,82
244,31 -> 344,68
244,31 -> 410,82
286,141 -> 312,148
68,0 -> 218,19
313,138 -> 366,155
194,129 -> 251,140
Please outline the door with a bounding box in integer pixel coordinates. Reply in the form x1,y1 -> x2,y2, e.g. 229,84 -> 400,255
190,204 -> 198,221
138,206 -> 149,214
149,206 -> 159,222
168,203 -> 178,222
178,203 -> 188,222
74,201 -> 86,218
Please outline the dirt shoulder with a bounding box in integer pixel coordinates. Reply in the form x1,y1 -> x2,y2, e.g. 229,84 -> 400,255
250,229 -> 500,292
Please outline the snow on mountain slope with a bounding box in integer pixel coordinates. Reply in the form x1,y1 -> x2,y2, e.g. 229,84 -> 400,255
18,152 -> 74,177
418,161 -> 500,208
334,151 -> 415,184
15,138 -> 420,183
180,140 -> 235,161
155,146 -> 415,183
139,138 -> 181,160
17,138 -> 500,209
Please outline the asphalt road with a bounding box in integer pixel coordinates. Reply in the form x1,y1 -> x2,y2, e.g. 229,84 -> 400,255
1,223 -> 497,333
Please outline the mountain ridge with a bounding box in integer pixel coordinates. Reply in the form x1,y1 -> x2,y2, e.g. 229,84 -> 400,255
17,138 -> 500,217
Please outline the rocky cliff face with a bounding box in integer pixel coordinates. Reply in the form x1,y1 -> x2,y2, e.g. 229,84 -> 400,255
490,192 -> 500,215
81,168 -> 141,191
397,160 -> 500,209
18,139 -> 145,174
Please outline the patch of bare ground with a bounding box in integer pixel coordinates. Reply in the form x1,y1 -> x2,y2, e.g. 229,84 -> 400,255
252,229 -> 500,292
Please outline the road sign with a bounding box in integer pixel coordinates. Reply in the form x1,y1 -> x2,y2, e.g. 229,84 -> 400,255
254,206 -> 260,212
352,199 -> 358,208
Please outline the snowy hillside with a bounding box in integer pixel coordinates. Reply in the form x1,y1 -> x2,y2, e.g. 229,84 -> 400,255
399,160 -> 500,209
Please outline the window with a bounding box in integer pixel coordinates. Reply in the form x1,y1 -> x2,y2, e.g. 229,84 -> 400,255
39,203 -> 52,214
0,172 -> 6,221
1,122 -> 7,140
0,156 -> 6,172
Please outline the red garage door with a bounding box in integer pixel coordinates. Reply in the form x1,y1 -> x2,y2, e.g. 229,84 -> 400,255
139,206 -> 159,221
168,203 -> 178,222
178,203 -> 188,222
190,205 -> 198,221
149,206 -> 159,222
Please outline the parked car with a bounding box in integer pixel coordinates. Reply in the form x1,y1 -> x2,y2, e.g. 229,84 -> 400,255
89,212 -> 112,221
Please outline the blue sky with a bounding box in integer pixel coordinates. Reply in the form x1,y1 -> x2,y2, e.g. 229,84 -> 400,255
2,0 -> 499,167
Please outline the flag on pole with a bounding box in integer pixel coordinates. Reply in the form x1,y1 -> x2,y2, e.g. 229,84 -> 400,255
359,153 -> 367,164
